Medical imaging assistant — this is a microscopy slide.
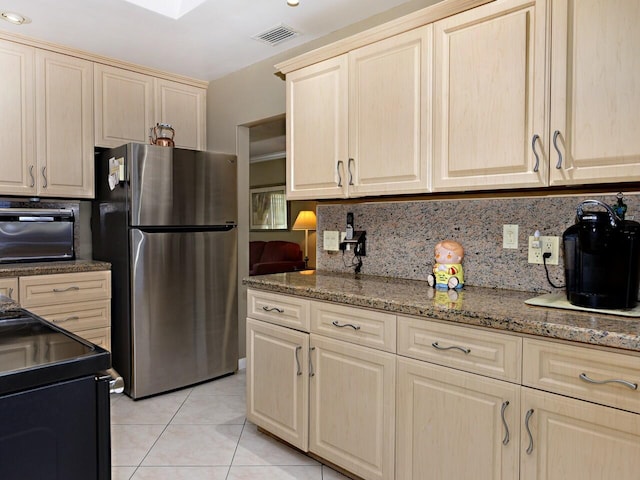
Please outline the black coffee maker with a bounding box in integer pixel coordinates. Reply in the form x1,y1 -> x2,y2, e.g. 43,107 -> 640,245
563,199 -> 640,309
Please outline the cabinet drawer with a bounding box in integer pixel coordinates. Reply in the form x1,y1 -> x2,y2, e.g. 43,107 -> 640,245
30,300 -> 111,332
523,338 -> 640,414
0,277 -> 18,301
310,301 -> 396,353
247,289 -> 310,332
19,271 -> 111,307
75,327 -> 111,351
397,316 -> 522,382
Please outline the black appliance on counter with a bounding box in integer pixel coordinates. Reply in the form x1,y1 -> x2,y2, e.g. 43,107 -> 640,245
0,307 -> 111,479
563,199 -> 640,309
0,208 -> 74,263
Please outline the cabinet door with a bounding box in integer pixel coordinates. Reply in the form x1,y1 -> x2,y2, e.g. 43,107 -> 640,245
246,318 -> 309,451
0,40 -> 36,196
549,0 -> 640,185
310,334 -> 395,480
286,56 -> 348,200
433,0 -> 547,191
36,50 -> 94,198
521,387 -> 640,480
0,278 -> 19,301
348,26 -> 432,197
397,357 -> 520,480
94,64 -> 154,148
155,78 -> 206,150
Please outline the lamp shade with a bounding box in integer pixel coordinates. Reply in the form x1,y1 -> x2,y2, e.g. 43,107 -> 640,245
292,211 -> 317,231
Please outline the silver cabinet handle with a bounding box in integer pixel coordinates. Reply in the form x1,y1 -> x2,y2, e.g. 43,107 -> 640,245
7,287 -> 13,299
53,316 -> 80,324
294,345 -> 302,376
337,160 -> 344,187
262,306 -> 284,313
41,166 -> 48,188
53,286 -> 80,293
531,134 -> 540,173
431,341 -> 470,355
525,408 -> 535,455
501,401 -> 510,446
347,158 -> 355,185
309,346 -> 316,377
579,372 -> 638,390
29,165 -> 35,188
332,320 -> 360,330
552,130 -> 563,169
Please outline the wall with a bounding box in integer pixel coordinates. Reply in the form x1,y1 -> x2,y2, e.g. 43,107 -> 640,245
317,191 -> 639,293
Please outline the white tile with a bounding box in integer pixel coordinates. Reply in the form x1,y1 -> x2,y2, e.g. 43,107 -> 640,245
190,372 -> 246,397
142,424 -> 243,466
111,466 -> 137,480
111,392 -> 188,425
131,466 -> 229,479
111,424 -> 166,466
171,394 -> 245,425
232,423 -> 319,467
322,465 -> 353,479
227,465 -> 323,480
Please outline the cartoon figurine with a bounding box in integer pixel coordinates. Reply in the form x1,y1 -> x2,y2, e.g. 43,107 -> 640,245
427,240 -> 465,290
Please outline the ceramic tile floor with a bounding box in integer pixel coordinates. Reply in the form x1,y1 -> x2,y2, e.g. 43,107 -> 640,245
111,369 -> 351,480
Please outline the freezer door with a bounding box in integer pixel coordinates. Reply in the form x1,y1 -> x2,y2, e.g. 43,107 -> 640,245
129,228 -> 238,398
128,143 -> 237,227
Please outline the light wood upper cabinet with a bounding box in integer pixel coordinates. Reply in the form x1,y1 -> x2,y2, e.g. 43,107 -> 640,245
287,55 -> 349,200
95,64 -> 207,150
397,357 -> 520,480
94,64 -> 154,148
155,78 -> 206,150
36,50 -> 94,198
286,26 -> 431,200
0,39 -> 36,197
520,387 -> 640,480
433,0 -> 547,191
348,26 -> 431,197
549,0 -> 640,185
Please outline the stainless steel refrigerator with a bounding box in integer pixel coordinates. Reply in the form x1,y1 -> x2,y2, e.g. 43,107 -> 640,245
92,143 -> 238,399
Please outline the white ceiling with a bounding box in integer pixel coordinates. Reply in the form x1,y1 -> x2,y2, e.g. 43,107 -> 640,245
0,0 -> 416,81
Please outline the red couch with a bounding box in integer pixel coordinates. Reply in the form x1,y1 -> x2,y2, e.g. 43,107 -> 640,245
249,241 -> 306,276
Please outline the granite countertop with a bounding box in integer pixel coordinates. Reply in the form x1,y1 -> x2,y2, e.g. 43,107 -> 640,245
244,270 -> 640,353
0,259 -> 111,278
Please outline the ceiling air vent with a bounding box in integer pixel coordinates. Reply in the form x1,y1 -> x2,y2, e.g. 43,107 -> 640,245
252,24 -> 300,46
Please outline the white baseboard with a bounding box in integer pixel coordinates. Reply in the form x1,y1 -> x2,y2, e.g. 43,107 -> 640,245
238,357 -> 246,371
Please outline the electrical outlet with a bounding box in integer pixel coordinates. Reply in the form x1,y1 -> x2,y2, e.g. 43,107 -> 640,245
528,235 -> 560,265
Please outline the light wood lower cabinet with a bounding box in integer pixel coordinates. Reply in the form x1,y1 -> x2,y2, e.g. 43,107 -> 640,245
19,271 -> 112,350
310,334 -> 396,480
520,387 -> 640,480
246,317 -> 309,451
396,356 -> 520,480
0,277 -> 18,301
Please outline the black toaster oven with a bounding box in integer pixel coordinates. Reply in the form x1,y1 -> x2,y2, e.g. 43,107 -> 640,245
0,208 -> 74,263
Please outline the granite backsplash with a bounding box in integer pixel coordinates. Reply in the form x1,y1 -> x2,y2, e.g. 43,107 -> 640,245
316,192 -> 638,293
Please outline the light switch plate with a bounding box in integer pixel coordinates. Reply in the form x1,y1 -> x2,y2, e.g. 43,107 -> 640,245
503,224 -> 519,249
323,231 -> 340,251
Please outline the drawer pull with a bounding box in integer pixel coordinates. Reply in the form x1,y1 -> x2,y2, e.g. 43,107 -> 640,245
295,346 -> 302,376
579,372 -> 638,391
500,401 -> 510,446
431,342 -> 470,355
525,408 -> 535,455
7,287 -> 13,299
53,316 -> 80,324
262,306 -> 284,313
53,286 -> 80,293
309,346 -> 316,377
331,320 -> 360,330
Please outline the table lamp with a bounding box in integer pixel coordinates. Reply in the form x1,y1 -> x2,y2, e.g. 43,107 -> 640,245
292,210 -> 317,269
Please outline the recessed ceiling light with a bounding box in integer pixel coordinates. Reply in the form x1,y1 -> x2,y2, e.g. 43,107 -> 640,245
1,11 -> 31,25
287,0 -> 299,6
